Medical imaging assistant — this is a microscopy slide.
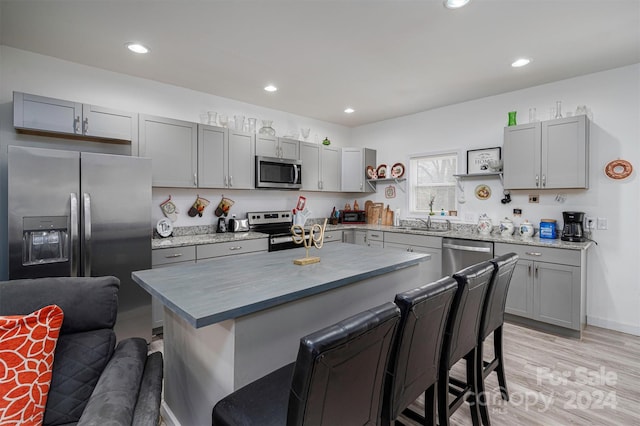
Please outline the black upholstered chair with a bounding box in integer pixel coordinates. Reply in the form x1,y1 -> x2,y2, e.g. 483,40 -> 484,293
382,277 -> 458,426
212,302 -> 401,426
438,262 -> 495,426
0,276 -> 163,426
477,253 -> 518,425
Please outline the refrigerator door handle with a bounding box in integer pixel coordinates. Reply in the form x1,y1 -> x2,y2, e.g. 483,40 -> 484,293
83,192 -> 92,277
70,193 -> 79,277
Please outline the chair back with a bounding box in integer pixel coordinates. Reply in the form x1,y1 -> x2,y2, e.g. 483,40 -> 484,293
383,277 -> 458,421
287,302 -> 401,426
446,262 -> 495,367
481,253 -> 519,340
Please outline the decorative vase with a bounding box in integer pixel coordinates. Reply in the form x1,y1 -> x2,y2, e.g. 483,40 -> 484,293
259,120 -> 276,136
508,111 -> 517,126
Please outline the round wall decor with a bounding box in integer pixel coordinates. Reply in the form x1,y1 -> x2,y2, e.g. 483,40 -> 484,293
605,159 -> 633,180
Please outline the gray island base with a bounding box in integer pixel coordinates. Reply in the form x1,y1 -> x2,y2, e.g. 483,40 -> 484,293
133,243 -> 430,426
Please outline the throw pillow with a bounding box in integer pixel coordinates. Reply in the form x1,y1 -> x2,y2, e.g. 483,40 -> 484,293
0,305 -> 64,426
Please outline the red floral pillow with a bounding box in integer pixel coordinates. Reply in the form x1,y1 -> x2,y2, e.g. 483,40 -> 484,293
0,305 -> 64,426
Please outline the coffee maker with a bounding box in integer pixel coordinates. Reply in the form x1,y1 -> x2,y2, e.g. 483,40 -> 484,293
561,211 -> 586,242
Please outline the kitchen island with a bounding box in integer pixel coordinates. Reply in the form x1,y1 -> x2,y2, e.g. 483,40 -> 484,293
133,242 -> 430,426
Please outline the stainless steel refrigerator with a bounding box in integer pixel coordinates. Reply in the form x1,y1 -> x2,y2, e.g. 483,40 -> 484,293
8,145 -> 152,342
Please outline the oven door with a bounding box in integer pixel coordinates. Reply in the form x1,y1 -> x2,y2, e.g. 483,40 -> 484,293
255,156 -> 302,189
269,233 -> 308,251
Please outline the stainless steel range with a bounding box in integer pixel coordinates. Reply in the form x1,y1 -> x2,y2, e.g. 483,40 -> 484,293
247,210 -> 301,251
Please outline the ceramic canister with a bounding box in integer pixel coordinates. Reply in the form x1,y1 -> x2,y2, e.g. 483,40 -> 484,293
519,220 -> 535,237
499,217 -> 515,237
477,214 -> 493,235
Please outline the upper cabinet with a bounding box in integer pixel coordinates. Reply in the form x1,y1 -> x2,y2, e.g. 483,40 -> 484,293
299,142 -> 341,191
139,114 -> 198,187
341,147 -> 376,192
255,135 -> 299,160
503,115 -> 589,190
13,92 -> 138,148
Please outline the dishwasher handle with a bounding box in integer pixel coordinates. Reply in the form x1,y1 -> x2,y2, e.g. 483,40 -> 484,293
442,242 -> 492,253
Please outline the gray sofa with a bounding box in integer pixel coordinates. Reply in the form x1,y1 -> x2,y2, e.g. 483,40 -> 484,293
0,276 -> 163,426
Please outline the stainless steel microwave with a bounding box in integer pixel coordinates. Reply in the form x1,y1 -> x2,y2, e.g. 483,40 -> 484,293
255,156 -> 302,189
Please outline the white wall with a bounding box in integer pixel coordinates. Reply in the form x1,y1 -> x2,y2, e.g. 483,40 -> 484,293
352,64 -> 640,335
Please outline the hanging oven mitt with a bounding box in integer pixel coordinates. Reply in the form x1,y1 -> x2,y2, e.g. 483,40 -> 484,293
188,195 -> 210,217
160,196 -> 179,222
214,196 -> 235,217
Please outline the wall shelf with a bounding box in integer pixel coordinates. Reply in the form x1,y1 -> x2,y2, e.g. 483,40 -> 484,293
366,177 -> 407,192
453,172 -> 503,191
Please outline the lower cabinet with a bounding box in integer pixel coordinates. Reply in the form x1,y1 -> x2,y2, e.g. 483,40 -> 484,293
495,243 -> 585,337
366,230 -> 384,248
323,230 -> 343,244
151,246 -> 197,331
384,232 -> 443,284
343,229 -> 368,246
196,239 -> 267,261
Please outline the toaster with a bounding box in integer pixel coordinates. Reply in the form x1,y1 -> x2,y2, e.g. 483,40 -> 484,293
228,218 -> 249,232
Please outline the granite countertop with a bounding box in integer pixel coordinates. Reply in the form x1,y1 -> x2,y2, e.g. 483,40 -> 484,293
152,222 -> 593,251
134,243 -> 429,328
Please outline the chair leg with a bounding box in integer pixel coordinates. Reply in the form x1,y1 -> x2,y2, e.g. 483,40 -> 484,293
493,326 -> 509,401
437,367 -> 450,426
477,340 -> 491,426
466,349 -> 481,426
424,384 -> 436,426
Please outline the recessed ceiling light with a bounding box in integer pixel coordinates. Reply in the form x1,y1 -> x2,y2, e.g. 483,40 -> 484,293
126,43 -> 149,54
344,108 -> 355,114
443,0 -> 470,9
264,85 -> 278,92
511,58 -> 531,68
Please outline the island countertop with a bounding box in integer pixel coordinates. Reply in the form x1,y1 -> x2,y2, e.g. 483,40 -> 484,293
133,242 -> 429,328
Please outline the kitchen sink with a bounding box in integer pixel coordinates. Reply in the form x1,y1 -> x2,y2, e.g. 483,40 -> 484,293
395,226 -> 449,233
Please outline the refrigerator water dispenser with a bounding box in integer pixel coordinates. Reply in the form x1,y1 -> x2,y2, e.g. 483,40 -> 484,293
22,216 -> 69,265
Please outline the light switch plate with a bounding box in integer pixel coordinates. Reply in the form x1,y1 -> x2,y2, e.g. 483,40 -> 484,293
597,217 -> 608,230
528,194 -> 539,203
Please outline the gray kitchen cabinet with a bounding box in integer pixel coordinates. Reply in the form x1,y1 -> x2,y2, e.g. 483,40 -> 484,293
366,230 -> 384,248
384,232 -> 443,283
299,142 -> 341,191
341,147 -> 376,192
151,246 -> 197,331
343,229 -> 368,246
13,91 -> 138,147
139,114 -> 198,187
256,135 -> 299,160
503,115 -> 589,190
495,242 -> 585,338
196,239 -> 267,261
198,125 -> 254,189
323,230 -> 343,244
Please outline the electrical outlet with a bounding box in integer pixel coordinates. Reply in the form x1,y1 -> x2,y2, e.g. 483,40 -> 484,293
597,217 -> 608,230
586,217 -> 595,230
528,194 -> 539,203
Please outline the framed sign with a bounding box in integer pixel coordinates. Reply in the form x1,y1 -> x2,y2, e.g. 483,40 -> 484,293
467,147 -> 501,174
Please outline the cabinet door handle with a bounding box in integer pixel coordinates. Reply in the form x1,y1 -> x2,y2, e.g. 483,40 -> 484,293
528,264 -> 532,275
224,175 -> 228,187
535,265 -> 539,278
229,246 -> 242,251
194,173 -> 198,186
83,117 -> 89,134
370,233 -> 380,238
542,174 -> 546,187
229,175 -> 233,187
74,116 -> 81,133
525,251 -> 542,256
165,253 -> 183,258
325,235 -> 333,239
535,175 -> 539,187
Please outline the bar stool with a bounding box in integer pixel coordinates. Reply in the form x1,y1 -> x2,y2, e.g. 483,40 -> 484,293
437,261 -> 496,426
382,277 -> 458,426
477,253 -> 519,425
212,302 -> 400,426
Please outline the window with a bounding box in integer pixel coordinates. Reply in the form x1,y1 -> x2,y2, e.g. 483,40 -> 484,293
409,152 -> 458,215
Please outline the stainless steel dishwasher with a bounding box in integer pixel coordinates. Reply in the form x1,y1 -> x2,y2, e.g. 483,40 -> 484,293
442,238 -> 494,276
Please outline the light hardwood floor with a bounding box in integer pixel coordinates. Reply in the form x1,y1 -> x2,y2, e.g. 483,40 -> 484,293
401,323 -> 640,426
153,323 -> 640,425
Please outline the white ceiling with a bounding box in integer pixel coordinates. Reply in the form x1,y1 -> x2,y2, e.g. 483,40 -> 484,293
1,0 -> 639,127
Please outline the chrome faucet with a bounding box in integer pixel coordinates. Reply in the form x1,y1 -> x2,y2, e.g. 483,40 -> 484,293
417,217 -> 432,229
